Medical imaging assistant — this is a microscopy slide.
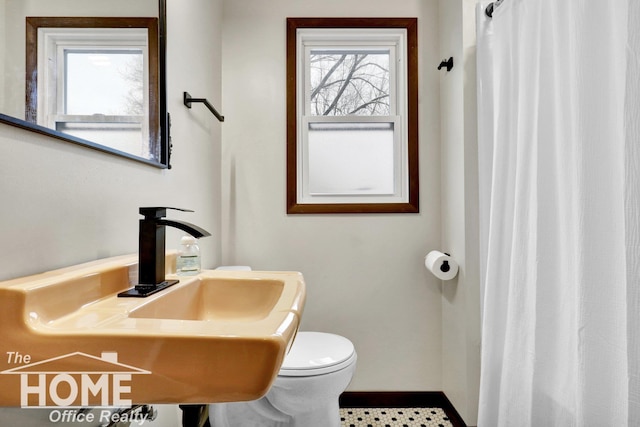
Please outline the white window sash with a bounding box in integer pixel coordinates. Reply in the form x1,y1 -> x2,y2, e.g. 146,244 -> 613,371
298,115 -> 408,204
295,27 -> 409,205
37,28 -> 149,133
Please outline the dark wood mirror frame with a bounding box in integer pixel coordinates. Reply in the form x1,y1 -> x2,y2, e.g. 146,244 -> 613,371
286,17 -> 419,214
0,0 -> 169,168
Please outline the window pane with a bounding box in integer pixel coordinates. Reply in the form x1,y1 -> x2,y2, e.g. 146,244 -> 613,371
308,122 -> 395,195
65,50 -> 144,116
56,121 -> 146,157
309,49 -> 390,116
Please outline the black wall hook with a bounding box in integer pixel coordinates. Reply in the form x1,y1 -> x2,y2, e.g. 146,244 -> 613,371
437,57 -> 454,72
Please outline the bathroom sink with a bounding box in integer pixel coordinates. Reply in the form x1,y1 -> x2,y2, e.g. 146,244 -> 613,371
0,255 -> 305,407
129,277 -> 286,322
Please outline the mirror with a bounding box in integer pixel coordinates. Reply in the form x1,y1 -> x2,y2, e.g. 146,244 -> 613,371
0,0 -> 169,168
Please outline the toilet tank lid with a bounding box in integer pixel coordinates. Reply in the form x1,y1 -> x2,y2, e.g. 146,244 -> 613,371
280,332 -> 355,371
215,265 -> 252,271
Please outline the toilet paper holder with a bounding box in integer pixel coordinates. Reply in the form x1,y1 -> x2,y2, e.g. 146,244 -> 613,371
425,250 -> 458,281
440,255 -> 451,273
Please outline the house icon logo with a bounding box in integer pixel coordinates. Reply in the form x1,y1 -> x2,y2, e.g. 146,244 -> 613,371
0,352 -> 151,407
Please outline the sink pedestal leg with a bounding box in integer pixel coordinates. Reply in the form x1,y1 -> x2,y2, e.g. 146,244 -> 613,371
179,404 -> 210,427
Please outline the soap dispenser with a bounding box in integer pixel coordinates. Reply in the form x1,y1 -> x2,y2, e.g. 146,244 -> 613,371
176,235 -> 201,275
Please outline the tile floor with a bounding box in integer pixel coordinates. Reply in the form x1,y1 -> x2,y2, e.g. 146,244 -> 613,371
340,407 -> 453,427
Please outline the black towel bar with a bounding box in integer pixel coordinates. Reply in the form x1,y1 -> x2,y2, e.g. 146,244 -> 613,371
183,92 -> 224,122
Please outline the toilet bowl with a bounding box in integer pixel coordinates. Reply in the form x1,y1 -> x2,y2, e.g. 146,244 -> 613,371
209,331 -> 357,427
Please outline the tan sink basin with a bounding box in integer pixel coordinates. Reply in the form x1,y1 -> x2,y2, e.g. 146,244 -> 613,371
0,255 -> 305,407
129,277 -> 286,322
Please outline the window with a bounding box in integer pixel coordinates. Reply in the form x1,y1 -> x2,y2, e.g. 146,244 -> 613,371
287,18 -> 419,214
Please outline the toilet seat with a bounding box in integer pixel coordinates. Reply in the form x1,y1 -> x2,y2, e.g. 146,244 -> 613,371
279,332 -> 356,377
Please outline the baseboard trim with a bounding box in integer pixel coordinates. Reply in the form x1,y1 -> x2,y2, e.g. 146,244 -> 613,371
339,391 -> 467,427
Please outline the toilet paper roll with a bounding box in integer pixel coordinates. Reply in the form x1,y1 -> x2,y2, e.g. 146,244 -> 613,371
424,250 -> 458,281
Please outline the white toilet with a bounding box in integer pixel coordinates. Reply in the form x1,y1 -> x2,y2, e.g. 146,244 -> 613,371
209,331 -> 357,427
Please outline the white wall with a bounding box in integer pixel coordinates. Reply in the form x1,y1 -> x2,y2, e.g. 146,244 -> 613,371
439,0 -> 481,425
0,0 -> 485,424
220,0 -> 443,392
0,0 -> 222,424
0,0 -> 6,108
0,0 -> 222,282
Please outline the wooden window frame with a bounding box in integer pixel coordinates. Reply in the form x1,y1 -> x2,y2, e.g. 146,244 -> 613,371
286,17 -> 419,214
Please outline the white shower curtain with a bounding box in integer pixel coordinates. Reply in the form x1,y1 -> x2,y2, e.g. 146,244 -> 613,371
477,1 -> 640,426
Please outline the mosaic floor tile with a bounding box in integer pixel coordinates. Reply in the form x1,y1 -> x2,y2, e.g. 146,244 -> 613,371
340,407 -> 453,427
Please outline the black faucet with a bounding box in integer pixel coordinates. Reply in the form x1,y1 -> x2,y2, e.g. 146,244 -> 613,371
119,207 -> 211,298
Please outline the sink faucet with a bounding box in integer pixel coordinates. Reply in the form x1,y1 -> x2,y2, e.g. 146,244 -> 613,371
119,207 -> 211,298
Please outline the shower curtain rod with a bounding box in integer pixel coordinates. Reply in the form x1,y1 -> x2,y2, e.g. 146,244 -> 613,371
485,0 -> 504,18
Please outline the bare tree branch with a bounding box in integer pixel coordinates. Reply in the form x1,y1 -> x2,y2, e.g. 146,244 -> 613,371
310,54 -> 346,101
322,54 -> 367,115
348,94 -> 389,115
309,51 -> 390,116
